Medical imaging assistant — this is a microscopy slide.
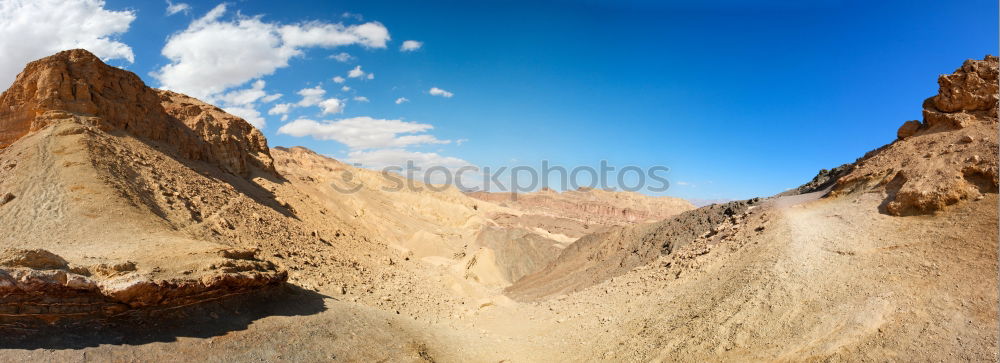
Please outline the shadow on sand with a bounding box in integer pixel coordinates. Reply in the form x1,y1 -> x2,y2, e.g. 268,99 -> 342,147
0,284 -> 328,350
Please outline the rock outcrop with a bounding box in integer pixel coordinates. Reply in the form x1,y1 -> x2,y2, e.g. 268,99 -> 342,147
834,56 -> 999,215
792,164 -> 854,195
922,56 -> 999,130
158,90 -> 275,177
0,249 -> 285,325
0,49 -> 274,177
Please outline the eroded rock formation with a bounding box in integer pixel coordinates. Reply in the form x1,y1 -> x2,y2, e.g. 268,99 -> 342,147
833,56 -> 999,215
0,249 -> 285,324
0,49 -> 274,177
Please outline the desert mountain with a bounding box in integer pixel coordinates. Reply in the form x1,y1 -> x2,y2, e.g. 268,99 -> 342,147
0,50 -> 995,361
271,146 -> 692,289
0,49 -> 693,348
0,50 -> 470,330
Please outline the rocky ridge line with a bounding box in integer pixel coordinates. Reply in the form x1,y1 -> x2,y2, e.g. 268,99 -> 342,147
0,49 -> 274,177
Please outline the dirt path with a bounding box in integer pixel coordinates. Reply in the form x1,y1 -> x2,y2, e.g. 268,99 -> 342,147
512,192 -> 1000,361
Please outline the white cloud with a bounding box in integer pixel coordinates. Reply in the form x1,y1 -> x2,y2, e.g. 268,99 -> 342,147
217,79 -> 269,106
395,97 -> 409,104
268,103 -> 293,115
332,76 -> 345,83
279,21 -> 390,49
429,87 -> 453,98
347,149 -> 471,170
265,85 -> 340,117
165,0 -> 190,16
366,73 -> 374,80
329,52 -> 353,62
353,96 -> 369,102
261,93 -> 282,103
341,85 -> 351,92
223,106 -> 266,128
348,65 -> 365,78
319,98 -> 345,114
277,117 -> 449,150
296,85 -> 326,107
0,0 -> 136,88
347,149 -> 478,186
154,4 -> 390,100
400,40 -> 423,51
281,115 -> 288,121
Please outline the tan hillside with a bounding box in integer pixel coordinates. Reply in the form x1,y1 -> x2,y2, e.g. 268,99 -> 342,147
469,188 -> 694,235
505,198 -> 759,301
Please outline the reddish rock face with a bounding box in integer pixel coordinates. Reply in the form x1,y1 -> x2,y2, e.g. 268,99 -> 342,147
0,49 -> 170,148
0,49 -> 275,177
158,90 -> 275,178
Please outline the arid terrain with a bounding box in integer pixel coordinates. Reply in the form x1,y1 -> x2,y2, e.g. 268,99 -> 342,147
0,50 -> 996,362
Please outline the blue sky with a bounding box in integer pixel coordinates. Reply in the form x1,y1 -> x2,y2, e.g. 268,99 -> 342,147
2,0 -> 997,200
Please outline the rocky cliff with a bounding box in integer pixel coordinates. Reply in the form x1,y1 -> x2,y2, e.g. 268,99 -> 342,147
0,49 -> 274,177
832,56 -> 999,215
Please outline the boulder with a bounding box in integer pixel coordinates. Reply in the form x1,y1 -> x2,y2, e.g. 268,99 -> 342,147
897,120 -> 922,139
0,249 -> 68,270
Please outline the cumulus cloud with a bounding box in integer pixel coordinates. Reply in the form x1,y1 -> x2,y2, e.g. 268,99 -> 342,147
400,40 -> 423,51
280,21 -> 389,49
264,85 -> 343,117
353,96 -> 369,102
429,87 -> 453,98
0,0 -> 136,88
347,65 -> 365,78
223,106 -> 266,128
213,80 -> 283,129
329,52 -> 354,62
268,103 -> 293,115
347,149 -> 471,170
347,149 -> 479,186
366,73 -> 375,80
153,4 -> 390,100
395,97 -> 409,104
277,117 -> 449,150
341,85 -> 351,92
165,0 -> 190,16
332,76 -> 345,83
296,85 -> 326,107
261,93 -> 282,103
217,79 -> 270,106
318,98 -> 345,114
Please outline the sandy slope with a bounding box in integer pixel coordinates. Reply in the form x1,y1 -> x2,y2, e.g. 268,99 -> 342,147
5,189 -> 990,362
534,191 -> 997,361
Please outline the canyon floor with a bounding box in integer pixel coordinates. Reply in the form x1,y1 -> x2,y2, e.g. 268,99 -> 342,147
0,50 -> 996,362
